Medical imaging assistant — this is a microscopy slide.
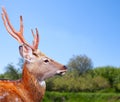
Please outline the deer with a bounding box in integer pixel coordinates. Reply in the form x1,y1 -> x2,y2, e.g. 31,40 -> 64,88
0,7 -> 67,102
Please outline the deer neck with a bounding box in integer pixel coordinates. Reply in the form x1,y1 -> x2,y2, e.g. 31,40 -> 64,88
21,62 -> 46,102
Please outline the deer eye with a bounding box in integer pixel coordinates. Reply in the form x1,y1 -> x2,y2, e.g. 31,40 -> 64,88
44,59 -> 49,63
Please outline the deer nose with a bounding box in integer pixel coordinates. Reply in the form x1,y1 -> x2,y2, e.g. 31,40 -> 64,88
63,65 -> 67,70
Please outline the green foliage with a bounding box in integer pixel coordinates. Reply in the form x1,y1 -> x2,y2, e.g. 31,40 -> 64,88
46,65 -> 120,92
67,55 -> 93,75
91,66 -> 120,89
46,70 -> 110,92
43,92 -> 120,102
0,64 -> 21,80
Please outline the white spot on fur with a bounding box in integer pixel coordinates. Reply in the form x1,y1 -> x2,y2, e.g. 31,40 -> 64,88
0,92 -> 9,99
39,80 -> 46,88
15,97 -> 19,102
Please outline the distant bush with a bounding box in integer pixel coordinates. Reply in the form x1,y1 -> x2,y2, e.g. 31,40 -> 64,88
67,55 -> 93,75
0,64 -> 21,80
46,70 -> 110,92
91,66 -> 120,89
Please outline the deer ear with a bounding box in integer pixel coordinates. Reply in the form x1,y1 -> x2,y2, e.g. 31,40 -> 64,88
19,44 -> 35,62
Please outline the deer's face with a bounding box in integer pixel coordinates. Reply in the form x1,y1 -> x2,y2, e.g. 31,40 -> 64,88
20,45 -> 67,81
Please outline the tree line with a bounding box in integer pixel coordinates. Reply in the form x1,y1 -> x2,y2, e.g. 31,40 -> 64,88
0,55 -> 120,92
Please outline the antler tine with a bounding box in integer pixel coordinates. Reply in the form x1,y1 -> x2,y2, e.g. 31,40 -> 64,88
2,7 -> 24,44
1,7 -> 37,50
31,28 -> 39,50
1,8 -> 20,43
19,16 -> 24,36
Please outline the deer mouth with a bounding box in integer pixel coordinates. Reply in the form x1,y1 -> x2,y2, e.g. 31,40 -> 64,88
56,70 -> 67,76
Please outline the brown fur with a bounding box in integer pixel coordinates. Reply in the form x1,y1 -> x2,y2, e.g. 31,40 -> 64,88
0,63 -> 45,102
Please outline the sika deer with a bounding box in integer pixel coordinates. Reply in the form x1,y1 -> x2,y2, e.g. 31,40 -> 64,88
0,7 -> 67,102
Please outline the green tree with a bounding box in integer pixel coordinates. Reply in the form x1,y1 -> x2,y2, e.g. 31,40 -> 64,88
67,55 -> 93,75
4,64 -> 21,80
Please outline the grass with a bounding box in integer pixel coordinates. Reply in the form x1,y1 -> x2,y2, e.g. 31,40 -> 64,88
42,91 -> 120,102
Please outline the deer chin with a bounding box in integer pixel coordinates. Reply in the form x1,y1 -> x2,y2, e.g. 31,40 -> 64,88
56,70 -> 67,76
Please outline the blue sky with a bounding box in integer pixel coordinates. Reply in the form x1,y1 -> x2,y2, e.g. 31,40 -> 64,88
0,0 -> 120,73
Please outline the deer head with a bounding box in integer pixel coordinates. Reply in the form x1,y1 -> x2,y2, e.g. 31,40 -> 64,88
1,7 -> 67,82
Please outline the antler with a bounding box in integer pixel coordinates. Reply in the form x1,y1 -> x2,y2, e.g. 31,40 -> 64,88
31,28 -> 39,50
1,7 -> 39,51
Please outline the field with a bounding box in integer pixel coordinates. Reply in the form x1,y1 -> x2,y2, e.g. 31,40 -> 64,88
43,92 -> 120,102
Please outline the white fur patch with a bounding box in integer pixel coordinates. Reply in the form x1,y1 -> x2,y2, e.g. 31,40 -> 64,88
0,92 -> 9,99
15,97 -> 19,102
39,81 -> 46,88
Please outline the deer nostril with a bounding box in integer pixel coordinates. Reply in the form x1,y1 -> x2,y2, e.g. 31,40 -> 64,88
63,65 -> 67,69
